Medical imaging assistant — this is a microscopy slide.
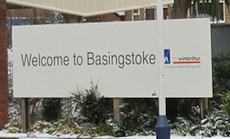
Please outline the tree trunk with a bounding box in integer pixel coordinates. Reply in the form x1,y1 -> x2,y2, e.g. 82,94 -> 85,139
173,0 -> 190,19
0,0 -> 9,130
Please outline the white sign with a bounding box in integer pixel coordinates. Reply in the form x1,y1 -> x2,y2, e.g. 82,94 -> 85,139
13,19 -> 212,98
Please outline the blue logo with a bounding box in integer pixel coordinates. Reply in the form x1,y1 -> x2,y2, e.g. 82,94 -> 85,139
164,49 -> 170,64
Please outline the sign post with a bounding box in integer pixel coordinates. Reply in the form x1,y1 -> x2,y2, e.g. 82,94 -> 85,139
155,0 -> 170,139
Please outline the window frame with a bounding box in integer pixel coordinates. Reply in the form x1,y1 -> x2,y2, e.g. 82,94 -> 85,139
132,9 -> 140,21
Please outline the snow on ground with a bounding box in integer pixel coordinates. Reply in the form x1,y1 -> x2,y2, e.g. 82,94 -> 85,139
0,131 -> 229,139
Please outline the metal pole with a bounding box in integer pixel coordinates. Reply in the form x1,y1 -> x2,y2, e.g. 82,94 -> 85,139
157,0 -> 166,116
155,0 -> 170,138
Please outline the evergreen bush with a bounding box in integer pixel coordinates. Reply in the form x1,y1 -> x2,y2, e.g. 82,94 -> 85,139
119,98 -> 158,133
72,83 -> 113,126
41,98 -> 61,122
211,51 -> 230,115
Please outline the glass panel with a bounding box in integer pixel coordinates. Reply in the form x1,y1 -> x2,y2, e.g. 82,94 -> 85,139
146,9 -> 155,20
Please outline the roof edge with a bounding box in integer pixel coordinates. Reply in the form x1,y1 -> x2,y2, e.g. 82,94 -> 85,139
6,0 -> 173,17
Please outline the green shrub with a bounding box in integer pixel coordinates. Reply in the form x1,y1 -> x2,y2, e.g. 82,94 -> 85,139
41,98 -> 61,122
72,83 -> 113,126
119,98 -> 158,133
211,51 -> 230,115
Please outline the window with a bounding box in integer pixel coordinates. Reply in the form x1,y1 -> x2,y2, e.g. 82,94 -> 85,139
190,1 -> 225,23
7,18 -> 31,31
145,8 -> 155,20
145,8 -> 169,20
163,8 -> 168,19
132,9 -> 140,21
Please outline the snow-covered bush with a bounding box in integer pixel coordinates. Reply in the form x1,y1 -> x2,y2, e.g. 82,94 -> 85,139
172,111 -> 230,137
171,117 -> 196,136
4,121 -> 22,133
197,111 -> 230,137
31,118 -> 97,136
32,121 -> 52,133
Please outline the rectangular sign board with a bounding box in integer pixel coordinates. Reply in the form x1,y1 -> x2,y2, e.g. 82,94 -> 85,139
13,19 -> 212,98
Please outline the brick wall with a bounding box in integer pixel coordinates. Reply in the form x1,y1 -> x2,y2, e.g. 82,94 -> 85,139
99,13 -> 122,22
7,8 -> 52,18
0,0 -> 9,130
124,10 -> 132,21
139,9 -> 145,20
